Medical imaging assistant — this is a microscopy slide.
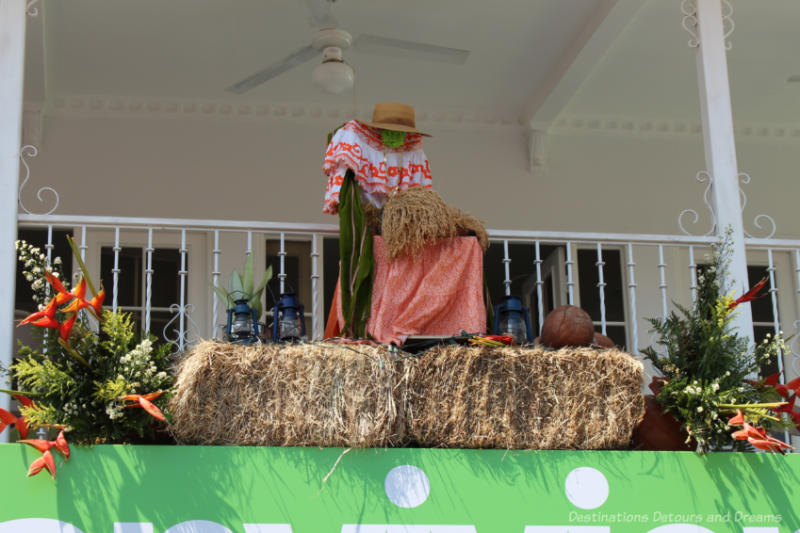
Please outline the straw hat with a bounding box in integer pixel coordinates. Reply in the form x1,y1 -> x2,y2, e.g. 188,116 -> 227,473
358,102 -> 430,137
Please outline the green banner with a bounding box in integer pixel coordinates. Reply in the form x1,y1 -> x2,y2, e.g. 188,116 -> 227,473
0,445 -> 798,532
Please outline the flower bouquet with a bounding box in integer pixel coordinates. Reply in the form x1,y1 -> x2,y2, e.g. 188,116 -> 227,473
1,237 -> 174,478
641,234 -> 798,453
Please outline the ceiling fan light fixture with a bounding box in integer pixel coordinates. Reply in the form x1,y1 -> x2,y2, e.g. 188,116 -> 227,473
312,46 -> 354,94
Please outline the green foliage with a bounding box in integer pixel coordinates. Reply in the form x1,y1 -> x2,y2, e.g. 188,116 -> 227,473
338,169 -> 374,338
211,253 -> 272,319
641,233 -> 789,453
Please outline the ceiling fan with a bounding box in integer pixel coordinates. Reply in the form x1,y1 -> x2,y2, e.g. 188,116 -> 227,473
226,0 -> 470,95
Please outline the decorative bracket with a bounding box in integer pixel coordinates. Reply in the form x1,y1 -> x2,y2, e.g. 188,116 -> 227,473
528,129 -> 549,174
678,170 -> 776,238
681,0 -> 734,50
26,0 -> 40,16
18,145 -> 60,216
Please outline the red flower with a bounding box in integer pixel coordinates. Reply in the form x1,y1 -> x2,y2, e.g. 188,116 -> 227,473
18,296 -> 58,327
728,277 -> 768,309
44,271 -> 74,306
118,392 -> 165,421
20,430 -> 70,460
727,409 -> 745,426
58,313 -> 77,341
27,449 -> 56,479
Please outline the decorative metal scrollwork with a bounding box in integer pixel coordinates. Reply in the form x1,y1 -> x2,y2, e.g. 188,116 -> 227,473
18,145 -> 60,215
738,172 -> 777,238
680,0 -> 699,48
721,0 -> 734,51
678,171 -> 715,236
26,0 -> 40,16
681,0 -> 734,50
163,304 -> 201,351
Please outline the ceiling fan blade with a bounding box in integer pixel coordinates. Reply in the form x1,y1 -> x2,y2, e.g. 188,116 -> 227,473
227,45 -> 320,94
299,0 -> 338,28
354,34 -> 469,65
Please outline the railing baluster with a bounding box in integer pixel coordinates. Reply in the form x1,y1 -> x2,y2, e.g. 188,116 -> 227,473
212,230 -> 221,339
502,240 -> 511,296
311,234 -> 321,340
534,240 -> 544,334
45,225 -> 53,265
279,232 -> 287,295
144,228 -> 153,335
565,241 -> 575,305
766,249 -> 791,447
246,231 -> 252,255
112,227 -> 121,313
688,246 -> 698,305
626,243 -> 639,354
596,242 -> 607,336
178,229 -> 188,351
658,244 -> 668,320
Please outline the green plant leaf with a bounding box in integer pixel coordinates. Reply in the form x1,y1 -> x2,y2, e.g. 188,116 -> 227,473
242,253 -> 254,296
229,269 -> 244,300
248,294 -> 263,320
210,283 -> 234,309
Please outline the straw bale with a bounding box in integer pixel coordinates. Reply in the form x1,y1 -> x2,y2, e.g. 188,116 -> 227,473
405,345 -> 644,449
169,341 -> 407,447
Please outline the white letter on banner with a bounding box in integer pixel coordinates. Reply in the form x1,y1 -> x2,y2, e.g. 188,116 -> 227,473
163,521 -> 233,533
648,525 -> 716,533
114,524 -> 153,533
243,526 -> 293,533
525,526 -> 610,533
0,518 -> 84,533
341,526 -> 476,533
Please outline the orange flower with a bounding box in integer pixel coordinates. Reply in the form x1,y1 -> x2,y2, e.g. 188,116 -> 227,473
726,409 -> 745,426
118,392 -> 165,421
20,430 -> 70,460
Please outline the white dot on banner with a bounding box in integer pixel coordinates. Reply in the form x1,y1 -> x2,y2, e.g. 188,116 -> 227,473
384,465 -> 431,508
564,467 -> 609,509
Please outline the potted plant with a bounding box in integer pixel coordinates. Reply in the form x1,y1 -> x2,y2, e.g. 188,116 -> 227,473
637,232 -> 799,453
211,253 -> 272,342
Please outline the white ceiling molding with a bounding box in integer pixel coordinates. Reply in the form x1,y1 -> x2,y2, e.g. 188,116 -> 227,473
523,0 -> 645,131
552,115 -> 800,141
47,95 -> 527,131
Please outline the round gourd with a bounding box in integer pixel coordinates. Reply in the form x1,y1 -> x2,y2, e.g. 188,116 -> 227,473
592,332 -> 615,348
540,305 -> 595,348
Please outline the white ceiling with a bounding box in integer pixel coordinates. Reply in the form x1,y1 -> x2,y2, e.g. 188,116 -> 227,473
23,0 -> 800,129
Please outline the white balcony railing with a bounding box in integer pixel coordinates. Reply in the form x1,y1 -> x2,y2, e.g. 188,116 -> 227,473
15,213 -> 800,384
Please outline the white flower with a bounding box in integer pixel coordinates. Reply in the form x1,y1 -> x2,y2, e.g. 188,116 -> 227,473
53,257 -> 62,265
52,272 -> 60,279
25,274 -> 34,282
697,406 -> 704,413
711,383 -> 719,392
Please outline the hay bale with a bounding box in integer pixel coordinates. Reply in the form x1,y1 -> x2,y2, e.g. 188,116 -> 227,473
169,341 -> 407,447
406,345 -> 644,449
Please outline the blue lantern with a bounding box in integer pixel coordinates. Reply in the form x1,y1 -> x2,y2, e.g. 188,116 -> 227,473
225,299 -> 260,343
272,293 -> 306,342
493,295 -> 533,344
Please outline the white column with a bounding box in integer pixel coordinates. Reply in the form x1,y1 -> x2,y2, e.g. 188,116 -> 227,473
694,0 -> 753,343
0,0 -> 27,439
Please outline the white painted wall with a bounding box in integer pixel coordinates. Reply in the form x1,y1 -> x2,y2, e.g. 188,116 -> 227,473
24,114 -> 799,238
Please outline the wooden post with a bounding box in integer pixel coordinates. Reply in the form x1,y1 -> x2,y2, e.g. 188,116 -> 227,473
0,0 -> 27,441
694,0 -> 754,344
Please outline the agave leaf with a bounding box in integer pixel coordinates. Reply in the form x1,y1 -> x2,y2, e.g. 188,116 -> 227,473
210,283 -> 234,309
251,265 -> 273,302
242,253 -> 254,296
229,269 -> 244,300
248,294 -> 263,320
